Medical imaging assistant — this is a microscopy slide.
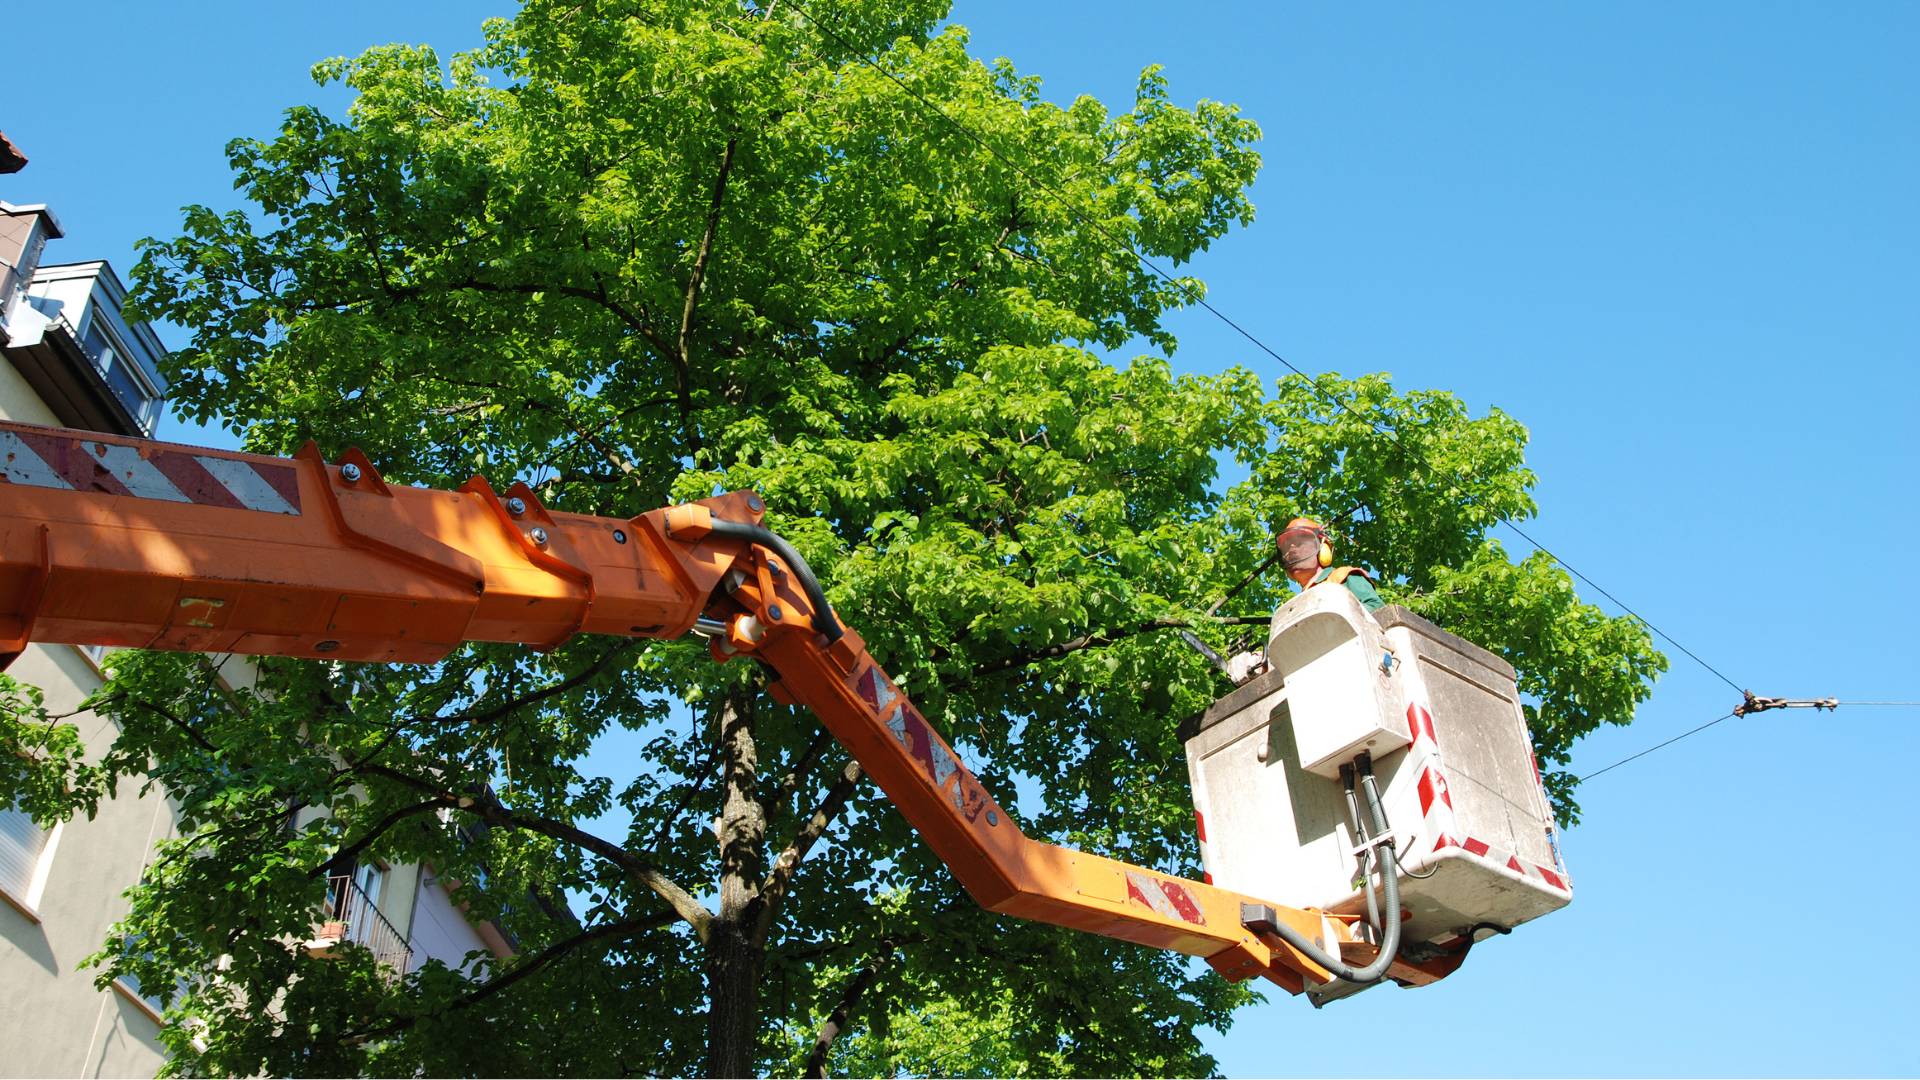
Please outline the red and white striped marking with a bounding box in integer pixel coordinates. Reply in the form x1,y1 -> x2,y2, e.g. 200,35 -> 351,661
0,429 -> 301,515
1407,700 -> 1568,893
1406,702 -> 1459,846
1124,870 -> 1206,925
1436,833 -> 1569,893
1194,810 -> 1215,884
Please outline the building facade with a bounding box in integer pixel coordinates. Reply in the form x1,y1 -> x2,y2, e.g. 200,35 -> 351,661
0,199 -> 504,1078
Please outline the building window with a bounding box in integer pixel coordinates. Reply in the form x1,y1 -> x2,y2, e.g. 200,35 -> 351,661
355,860 -> 387,910
0,802 -> 59,915
115,932 -> 189,1022
317,863 -> 412,974
80,311 -> 160,433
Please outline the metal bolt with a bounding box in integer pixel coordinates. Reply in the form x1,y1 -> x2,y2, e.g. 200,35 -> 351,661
530,527 -> 549,547
745,493 -> 764,513
506,497 -> 527,517
612,529 -> 627,544
768,604 -> 784,622
340,463 -> 361,483
315,640 -> 340,654
985,810 -> 999,826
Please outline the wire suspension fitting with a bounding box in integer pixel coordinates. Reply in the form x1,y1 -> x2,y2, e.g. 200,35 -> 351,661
1732,691 -> 1839,717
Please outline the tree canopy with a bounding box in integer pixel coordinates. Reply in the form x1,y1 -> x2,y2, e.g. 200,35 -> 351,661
1,1 -> 1662,1075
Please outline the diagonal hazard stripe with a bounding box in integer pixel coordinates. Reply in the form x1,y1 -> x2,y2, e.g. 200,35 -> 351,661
5,429 -> 134,496
0,431 -> 72,490
147,452 -> 247,510
1124,870 -> 1206,925
0,426 -> 303,516
195,456 -> 298,515
89,444 -> 192,503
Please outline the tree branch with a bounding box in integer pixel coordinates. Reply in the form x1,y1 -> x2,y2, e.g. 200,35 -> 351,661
861,202 -> 1021,372
760,726 -> 833,819
645,733 -> 720,854
802,939 -> 895,1078
346,913 -> 670,1043
359,763 -> 715,940
754,759 -> 863,942
674,135 -> 738,459
104,692 -> 220,755
958,617 -> 1193,685
313,799 -> 444,877
429,640 -> 637,728
350,275 -> 678,366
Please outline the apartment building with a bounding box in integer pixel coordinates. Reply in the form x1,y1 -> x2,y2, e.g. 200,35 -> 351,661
0,196 -> 505,1077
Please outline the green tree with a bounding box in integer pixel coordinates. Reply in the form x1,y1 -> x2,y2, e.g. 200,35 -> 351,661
0,1 -> 1661,1075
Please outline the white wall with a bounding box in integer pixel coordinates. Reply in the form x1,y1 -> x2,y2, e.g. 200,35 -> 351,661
406,872 -> 493,976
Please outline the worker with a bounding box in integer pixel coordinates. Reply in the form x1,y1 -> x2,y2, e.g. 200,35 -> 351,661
1276,517 -> 1384,612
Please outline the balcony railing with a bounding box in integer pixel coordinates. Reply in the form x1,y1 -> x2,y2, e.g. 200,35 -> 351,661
314,874 -> 413,976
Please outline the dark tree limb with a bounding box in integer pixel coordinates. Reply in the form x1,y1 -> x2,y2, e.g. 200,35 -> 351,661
676,136 -> 739,458
645,754 -> 716,854
359,763 -> 715,939
860,203 -> 1021,372
356,275 -> 677,362
106,692 -> 222,755
345,912 -> 671,1043
959,617 -> 1193,685
760,726 -> 833,818
802,939 -> 895,1078
313,799 -> 444,877
429,640 -> 638,727
753,759 -> 864,943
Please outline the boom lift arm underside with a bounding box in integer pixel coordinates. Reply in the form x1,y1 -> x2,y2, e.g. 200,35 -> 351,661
0,420 -> 1462,995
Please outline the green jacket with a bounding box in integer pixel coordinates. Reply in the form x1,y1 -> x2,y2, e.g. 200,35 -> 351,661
1312,566 -> 1385,612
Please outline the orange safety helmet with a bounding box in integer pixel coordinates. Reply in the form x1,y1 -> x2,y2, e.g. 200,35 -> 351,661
1276,517 -> 1334,570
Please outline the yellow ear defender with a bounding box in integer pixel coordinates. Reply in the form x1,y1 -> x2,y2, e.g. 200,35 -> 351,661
1281,517 -> 1336,570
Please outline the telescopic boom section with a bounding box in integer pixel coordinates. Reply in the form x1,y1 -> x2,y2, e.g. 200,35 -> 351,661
0,420 -> 1404,995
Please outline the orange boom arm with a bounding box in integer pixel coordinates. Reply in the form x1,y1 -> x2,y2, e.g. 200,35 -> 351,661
0,420 -> 1447,994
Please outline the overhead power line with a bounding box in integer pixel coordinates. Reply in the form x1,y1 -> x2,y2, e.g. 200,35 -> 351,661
1579,712 -> 1737,782
778,0 -> 1749,708
1581,695 -> 1915,781
1497,519 -> 1742,695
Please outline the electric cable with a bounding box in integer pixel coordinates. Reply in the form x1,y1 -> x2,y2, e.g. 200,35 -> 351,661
1582,696 -> 1918,781
1498,519 -> 1743,695
1577,712 -> 1736,782
763,4 -> 1920,802
776,0 -> 1749,704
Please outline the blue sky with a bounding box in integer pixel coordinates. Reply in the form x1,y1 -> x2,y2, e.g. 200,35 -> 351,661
7,2 -> 1917,1075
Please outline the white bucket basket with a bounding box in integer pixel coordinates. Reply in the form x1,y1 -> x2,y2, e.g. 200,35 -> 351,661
1183,585 -> 1571,992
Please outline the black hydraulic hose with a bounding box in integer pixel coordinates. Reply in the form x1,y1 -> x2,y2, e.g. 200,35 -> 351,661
1340,764 -> 1382,934
1255,765 -> 1402,985
707,518 -> 844,643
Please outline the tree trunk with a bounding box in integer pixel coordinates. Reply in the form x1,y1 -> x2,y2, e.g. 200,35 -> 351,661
704,689 -> 767,1078
705,917 -> 767,1078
